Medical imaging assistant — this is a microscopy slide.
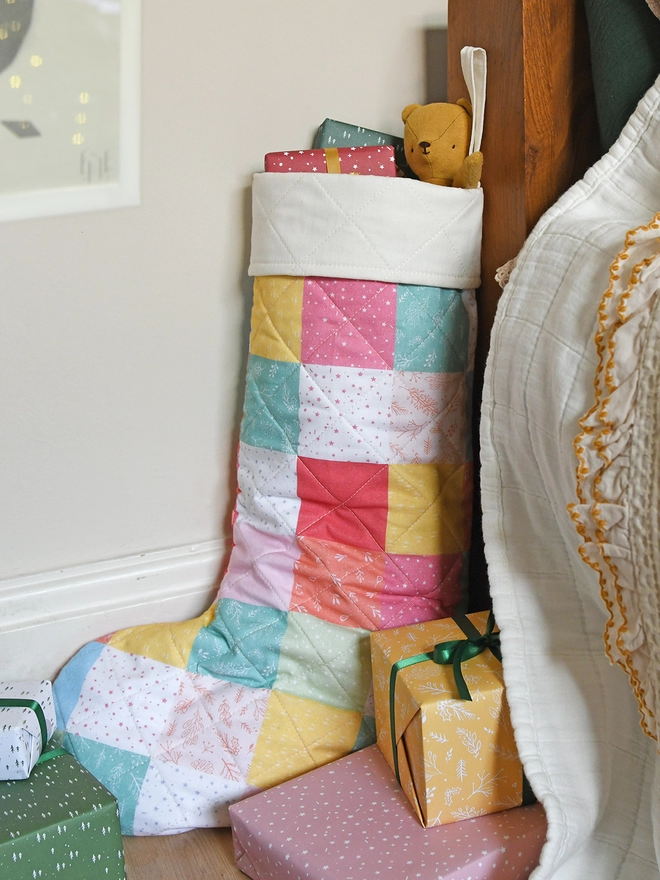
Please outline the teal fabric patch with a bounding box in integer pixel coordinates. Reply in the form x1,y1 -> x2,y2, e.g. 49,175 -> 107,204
188,599 -> 288,689
53,640 -> 105,728
63,733 -> 150,835
394,285 -> 469,373
274,613 -> 371,712
241,354 -> 300,454
351,714 -> 377,752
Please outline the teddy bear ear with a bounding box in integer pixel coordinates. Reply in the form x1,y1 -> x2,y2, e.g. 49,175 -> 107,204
457,98 -> 473,118
402,104 -> 421,123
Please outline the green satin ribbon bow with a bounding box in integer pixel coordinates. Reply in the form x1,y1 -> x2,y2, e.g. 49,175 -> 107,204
0,697 -> 68,767
388,611 -> 501,785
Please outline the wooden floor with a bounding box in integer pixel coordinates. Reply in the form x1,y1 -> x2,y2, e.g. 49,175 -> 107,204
123,828 -> 246,880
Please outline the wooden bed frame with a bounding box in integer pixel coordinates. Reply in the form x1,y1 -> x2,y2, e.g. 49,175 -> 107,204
448,0 -> 600,610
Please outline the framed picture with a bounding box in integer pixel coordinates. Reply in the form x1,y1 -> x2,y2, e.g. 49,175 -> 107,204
0,0 -> 140,222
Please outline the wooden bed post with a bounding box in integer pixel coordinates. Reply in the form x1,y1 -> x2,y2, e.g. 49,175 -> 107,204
447,0 -> 599,609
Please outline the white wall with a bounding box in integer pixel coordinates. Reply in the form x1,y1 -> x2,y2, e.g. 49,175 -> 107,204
0,0 -> 447,677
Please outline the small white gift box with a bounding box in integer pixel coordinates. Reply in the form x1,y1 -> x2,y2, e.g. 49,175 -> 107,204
0,681 -> 56,780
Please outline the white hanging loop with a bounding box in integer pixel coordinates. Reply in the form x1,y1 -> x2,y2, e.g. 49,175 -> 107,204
460,46 -> 487,156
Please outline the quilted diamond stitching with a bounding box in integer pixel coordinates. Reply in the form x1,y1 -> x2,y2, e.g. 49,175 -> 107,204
242,356 -> 300,454
251,276 -> 302,363
388,464 -> 466,553
296,457 -> 388,547
237,444 -> 299,535
291,538 -> 383,630
395,286 -> 468,371
194,600 -> 287,689
391,372 -> 466,464
248,689 -> 361,784
302,277 -> 395,369
298,364 -> 391,463
253,175 -> 478,279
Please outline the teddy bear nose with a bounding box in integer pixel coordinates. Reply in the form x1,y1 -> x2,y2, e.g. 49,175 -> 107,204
419,141 -> 431,154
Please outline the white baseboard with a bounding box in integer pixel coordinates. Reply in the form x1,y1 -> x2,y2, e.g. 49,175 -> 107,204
0,541 -> 225,681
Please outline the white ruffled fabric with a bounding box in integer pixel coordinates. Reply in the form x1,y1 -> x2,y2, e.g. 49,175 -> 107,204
481,73 -> 660,879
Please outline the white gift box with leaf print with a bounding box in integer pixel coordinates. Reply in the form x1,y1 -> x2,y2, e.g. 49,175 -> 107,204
0,680 -> 56,780
371,611 -> 525,828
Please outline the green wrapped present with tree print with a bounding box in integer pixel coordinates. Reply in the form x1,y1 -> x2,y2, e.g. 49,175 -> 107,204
0,744 -> 126,880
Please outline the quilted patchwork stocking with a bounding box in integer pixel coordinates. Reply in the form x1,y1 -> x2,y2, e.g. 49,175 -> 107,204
54,172 -> 481,834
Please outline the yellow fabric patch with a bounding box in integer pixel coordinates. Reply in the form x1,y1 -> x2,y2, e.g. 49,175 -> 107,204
386,463 -> 466,555
108,605 -> 216,669
249,276 -> 303,363
247,690 -> 362,789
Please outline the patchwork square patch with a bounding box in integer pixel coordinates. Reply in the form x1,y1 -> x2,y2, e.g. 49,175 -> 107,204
107,607 -> 215,670
380,552 -> 463,628
241,355 -> 300,454
236,443 -> 300,535
301,277 -> 396,369
246,690 -> 363,789
219,521 -> 299,612
394,285 -> 470,373
249,276 -> 303,363
188,599 -> 288,690
386,463 -> 467,555
390,371 -> 468,464
297,365 -> 392,463
63,645 -> 175,756
296,457 -> 389,550
275,612 -> 372,712
133,759 -> 261,834
291,536 -> 385,630
63,734 -> 151,835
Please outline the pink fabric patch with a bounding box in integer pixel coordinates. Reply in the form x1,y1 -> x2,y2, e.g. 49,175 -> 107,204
296,457 -> 389,551
301,278 -> 397,370
290,536 -> 385,630
219,521 -> 300,612
379,553 -> 463,629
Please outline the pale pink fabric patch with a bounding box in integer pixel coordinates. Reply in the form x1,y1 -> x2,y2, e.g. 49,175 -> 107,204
219,521 -> 300,612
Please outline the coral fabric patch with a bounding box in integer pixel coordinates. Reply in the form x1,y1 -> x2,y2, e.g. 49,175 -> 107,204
249,275 -> 303,363
291,536 -> 386,630
296,457 -> 389,550
301,277 -> 396,369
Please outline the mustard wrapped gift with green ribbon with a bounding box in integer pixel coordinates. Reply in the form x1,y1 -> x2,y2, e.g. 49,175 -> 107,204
371,610 -> 530,828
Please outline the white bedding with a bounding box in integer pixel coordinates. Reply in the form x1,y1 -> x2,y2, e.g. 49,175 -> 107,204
481,75 -> 660,879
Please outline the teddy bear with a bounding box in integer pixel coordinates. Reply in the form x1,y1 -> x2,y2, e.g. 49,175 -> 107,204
402,100 -> 483,188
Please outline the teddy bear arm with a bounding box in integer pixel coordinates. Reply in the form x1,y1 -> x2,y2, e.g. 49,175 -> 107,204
452,150 -> 483,189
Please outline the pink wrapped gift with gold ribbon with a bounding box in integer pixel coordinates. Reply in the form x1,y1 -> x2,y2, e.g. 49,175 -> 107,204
264,145 -> 397,176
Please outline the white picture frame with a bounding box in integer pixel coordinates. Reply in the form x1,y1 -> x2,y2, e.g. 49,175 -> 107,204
0,0 -> 140,223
